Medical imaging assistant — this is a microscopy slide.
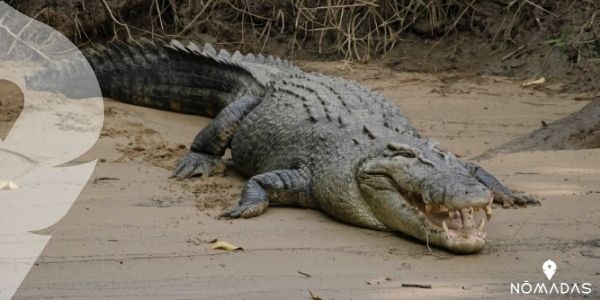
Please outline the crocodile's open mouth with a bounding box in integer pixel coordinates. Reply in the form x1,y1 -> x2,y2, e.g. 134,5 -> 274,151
357,166 -> 493,253
403,191 -> 492,241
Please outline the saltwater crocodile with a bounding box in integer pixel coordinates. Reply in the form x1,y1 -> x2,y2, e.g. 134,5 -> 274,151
26,39 -> 537,253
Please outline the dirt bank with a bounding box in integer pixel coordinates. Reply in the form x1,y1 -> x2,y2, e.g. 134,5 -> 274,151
11,1 -> 600,93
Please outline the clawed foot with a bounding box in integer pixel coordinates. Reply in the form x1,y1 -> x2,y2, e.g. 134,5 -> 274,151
493,191 -> 540,208
171,152 -> 222,179
219,200 -> 268,219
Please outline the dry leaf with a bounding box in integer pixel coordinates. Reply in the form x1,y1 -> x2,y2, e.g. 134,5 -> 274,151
210,240 -> 243,251
522,77 -> 546,86
8,181 -> 18,190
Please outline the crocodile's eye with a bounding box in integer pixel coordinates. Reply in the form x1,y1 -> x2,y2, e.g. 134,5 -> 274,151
392,148 -> 417,158
385,142 -> 418,158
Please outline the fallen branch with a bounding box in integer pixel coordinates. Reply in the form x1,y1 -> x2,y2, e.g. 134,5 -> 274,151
401,283 -> 432,289
297,271 -> 312,278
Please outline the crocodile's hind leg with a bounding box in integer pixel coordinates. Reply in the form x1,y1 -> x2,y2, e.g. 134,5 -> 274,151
172,96 -> 262,178
220,169 -> 313,218
463,162 -> 540,208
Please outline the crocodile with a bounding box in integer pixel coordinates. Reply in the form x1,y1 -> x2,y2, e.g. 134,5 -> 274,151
26,39 -> 538,254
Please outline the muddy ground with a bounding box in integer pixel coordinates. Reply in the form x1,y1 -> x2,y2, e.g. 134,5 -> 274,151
3,62 -> 599,299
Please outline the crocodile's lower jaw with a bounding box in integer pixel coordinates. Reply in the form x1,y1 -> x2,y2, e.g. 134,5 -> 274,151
405,191 -> 492,254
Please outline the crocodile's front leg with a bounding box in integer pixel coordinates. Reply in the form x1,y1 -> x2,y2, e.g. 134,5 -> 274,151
220,169 -> 313,218
172,96 -> 262,178
463,161 -> 540,207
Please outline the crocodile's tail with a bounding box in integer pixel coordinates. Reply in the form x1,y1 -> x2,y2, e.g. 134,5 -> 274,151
25,39 -> 267,117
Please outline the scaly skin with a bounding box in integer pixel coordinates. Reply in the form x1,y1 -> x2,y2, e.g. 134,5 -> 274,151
26,39 -> 538,254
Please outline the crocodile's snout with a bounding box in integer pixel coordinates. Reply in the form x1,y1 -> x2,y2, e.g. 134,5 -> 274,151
399,177 -> 492,253
421,174 -> 493,210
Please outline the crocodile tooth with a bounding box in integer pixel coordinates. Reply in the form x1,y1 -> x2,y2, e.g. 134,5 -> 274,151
442,221 -> 449,233
449,211 -> 455,218
478,218 -> 485,231
460,208 -> 474,229
0,180 -> 8,190
485,205 -> 492,221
